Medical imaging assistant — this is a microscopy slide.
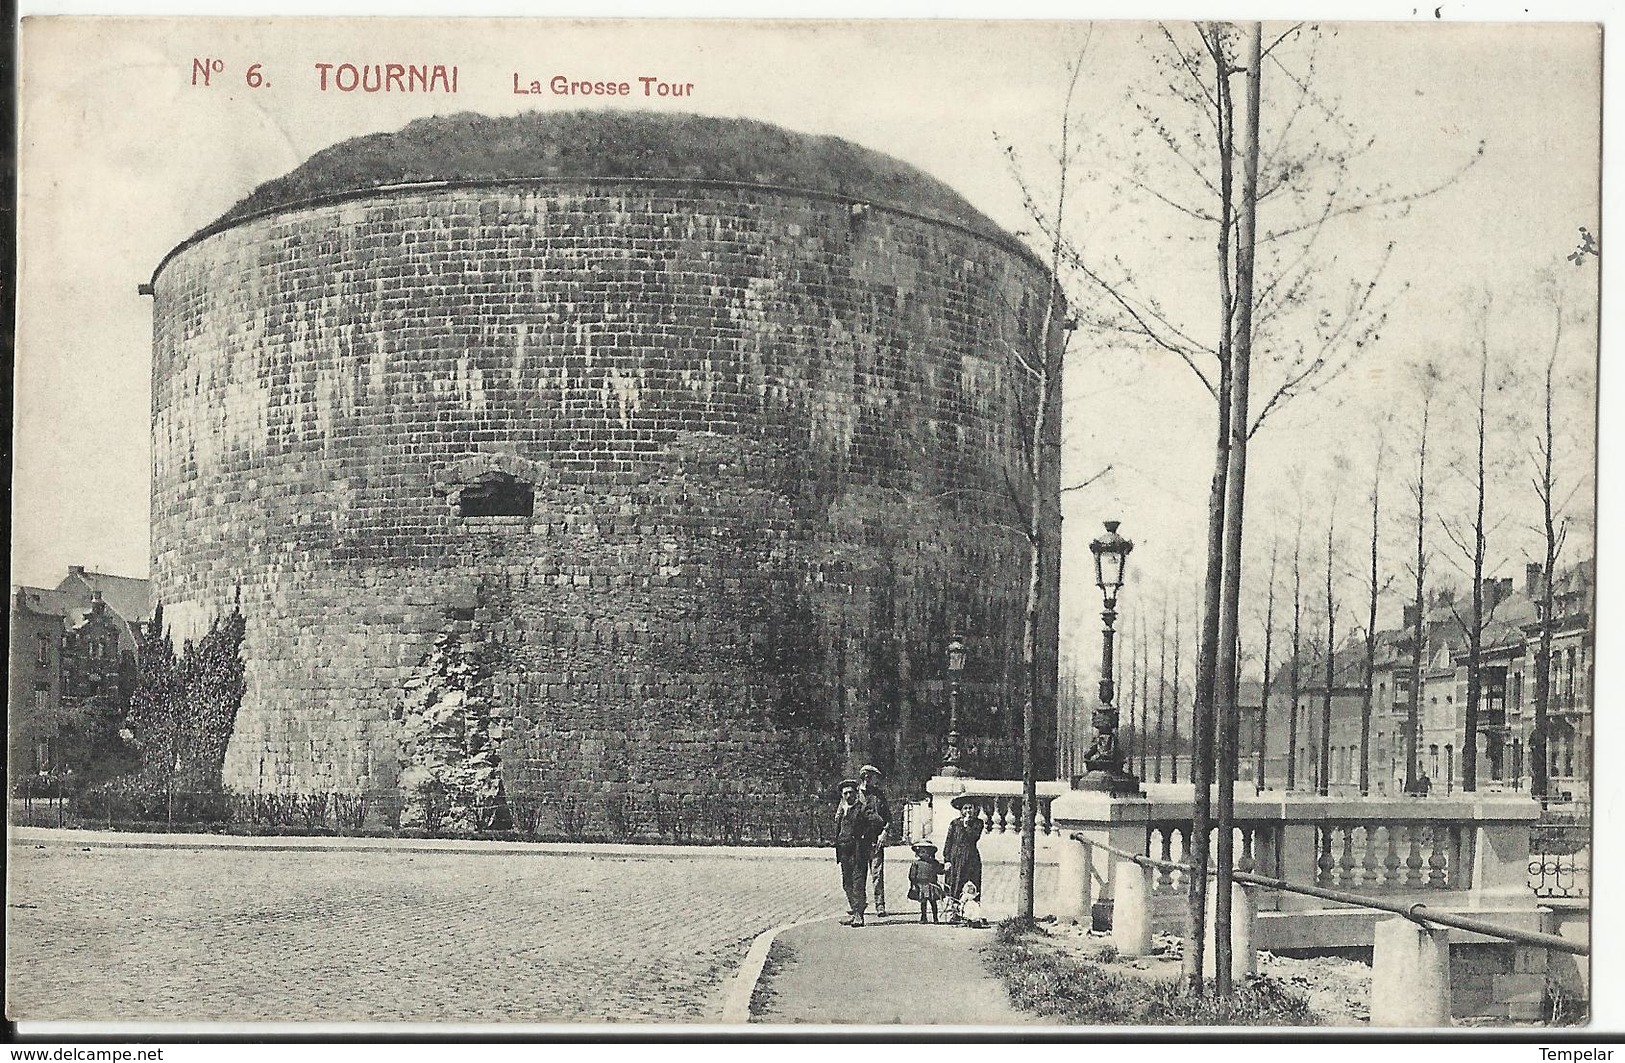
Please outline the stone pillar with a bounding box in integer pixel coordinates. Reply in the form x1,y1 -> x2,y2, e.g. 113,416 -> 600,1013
1054,832 -> 1089,922
1371,918 -> 1452,1027
1191,878 -> 1257,982
924,776 -> 967,850
1113,858 -> 1155,957
1470,806 -> 1539,899
1050,791 -> 1151,929
1276,821 -> 1321,914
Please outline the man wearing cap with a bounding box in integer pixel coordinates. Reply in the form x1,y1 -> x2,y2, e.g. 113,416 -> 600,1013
857,764 -> 891,917
834,778 -> 882,926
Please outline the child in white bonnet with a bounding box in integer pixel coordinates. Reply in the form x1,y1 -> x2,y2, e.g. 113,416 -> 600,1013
959,881 -> 987,929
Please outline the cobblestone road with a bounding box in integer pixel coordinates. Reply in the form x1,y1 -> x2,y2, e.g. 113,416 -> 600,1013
6,839 -> 846,1024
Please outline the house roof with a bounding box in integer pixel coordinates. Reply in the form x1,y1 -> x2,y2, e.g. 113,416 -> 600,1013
13,585 -> 76,619
55,569 -> 155,624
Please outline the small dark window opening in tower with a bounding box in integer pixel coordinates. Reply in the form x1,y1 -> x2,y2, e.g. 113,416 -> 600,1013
458,473 -> 534,518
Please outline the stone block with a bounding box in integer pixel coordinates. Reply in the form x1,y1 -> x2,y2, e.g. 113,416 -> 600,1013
156,172 -> 1063,811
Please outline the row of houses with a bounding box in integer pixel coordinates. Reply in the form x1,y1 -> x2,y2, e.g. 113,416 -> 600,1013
1239,558 -> 1594,804
7,566 -> 154,787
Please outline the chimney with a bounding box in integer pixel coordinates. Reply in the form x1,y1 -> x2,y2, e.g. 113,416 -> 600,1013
68,565 -> 85,575
1403,603 -> 1420,629
1526,562 -> 1544,598
1497,577 -> 1513,607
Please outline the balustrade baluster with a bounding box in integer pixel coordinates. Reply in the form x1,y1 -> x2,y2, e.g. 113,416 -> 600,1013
1405,825 -> 1426,888
1383,826 -> 1402,889
1427,825 -> 1449,888
1238,826 -> 1256,875
1361,826 -> 1379,888
1338,825 -> 1357,887
995,797 -> 1009,833
1316,827 -> 1335,887
1158,829 -> 1175,893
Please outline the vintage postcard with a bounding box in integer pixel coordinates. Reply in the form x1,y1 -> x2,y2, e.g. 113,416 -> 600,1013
7,13 -> 1609,1035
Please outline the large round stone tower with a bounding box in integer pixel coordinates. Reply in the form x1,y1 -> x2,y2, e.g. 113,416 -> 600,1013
148,110 -> 1062,809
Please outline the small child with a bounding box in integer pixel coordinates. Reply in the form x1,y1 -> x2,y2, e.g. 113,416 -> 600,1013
907,841 -> 947,924
959,881 -> 987,929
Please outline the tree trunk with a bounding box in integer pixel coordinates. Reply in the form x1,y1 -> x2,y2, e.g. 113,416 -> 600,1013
1258,541 -> 1277,793
1157,601 -> 1169,783
1532,312 -> 1564,802
1407,401 -> 1430,795
1287,531 -> 1302,790
1211,20 -> 1263,998
1172,598 -> 1182,784
1462,339 -> 1489,792
1319,522 -> 1335,797
1184,21 -> 1244,995
1361,456 -> 1380,795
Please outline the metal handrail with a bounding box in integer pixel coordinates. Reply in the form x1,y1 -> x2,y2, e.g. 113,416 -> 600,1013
1068,832 -> 1589,957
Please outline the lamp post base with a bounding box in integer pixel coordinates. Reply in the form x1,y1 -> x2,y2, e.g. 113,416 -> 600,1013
1070,768 -> 1145,797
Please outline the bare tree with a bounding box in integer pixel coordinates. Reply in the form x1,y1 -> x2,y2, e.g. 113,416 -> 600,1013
1529,284 -> 1587,801
1285,517 -> 1303,790
1359,434 -> 1387,794
1318,513 -> 1339,796
1404,365 -> 1442,793
1007,22 -> 1478,991
1156,597 -> 1169,783
1171,593 -> 1183,783
1439,304 -> 1498,791
1256,539 -> 1278,792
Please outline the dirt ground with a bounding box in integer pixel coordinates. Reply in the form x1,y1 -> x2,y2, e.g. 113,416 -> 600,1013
1039,922 -> 1373,1026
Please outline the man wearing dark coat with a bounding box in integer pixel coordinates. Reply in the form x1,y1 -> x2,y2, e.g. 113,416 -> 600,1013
834,778 -> 881,926
857,764 -> 890,917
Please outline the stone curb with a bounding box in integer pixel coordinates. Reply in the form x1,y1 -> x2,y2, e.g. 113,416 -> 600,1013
717,914 -> 839,1024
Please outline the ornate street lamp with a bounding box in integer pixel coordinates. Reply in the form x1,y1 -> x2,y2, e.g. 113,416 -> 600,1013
1076,520 -> 1143,795
941,631 -> 968,777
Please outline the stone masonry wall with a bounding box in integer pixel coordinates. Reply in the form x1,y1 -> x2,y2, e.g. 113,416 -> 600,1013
150,182 -> 1062,804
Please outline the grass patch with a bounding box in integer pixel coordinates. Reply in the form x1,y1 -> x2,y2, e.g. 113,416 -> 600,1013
985,918 -> 1318,1027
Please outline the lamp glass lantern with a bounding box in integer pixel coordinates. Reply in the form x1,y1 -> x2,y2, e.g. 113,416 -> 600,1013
947,634 -> 966,674
1090,520 -> 1133,598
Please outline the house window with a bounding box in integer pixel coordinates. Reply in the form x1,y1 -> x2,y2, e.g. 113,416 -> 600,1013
457,472 -> 534,518
33,684 -> 48,710
36,634 -> 51,665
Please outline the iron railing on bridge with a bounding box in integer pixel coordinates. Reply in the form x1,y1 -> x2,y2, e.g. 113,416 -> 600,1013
12,782 -> 866,847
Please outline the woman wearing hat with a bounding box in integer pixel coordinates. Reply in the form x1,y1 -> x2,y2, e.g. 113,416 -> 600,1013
942,795 -> 984,923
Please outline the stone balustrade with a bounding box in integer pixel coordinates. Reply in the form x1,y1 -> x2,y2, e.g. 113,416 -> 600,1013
908,776 -> 1545,928
908,774 -> 1581,1022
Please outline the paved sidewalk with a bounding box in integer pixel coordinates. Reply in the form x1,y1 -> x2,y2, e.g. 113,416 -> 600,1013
749,915 -> 1036,1026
